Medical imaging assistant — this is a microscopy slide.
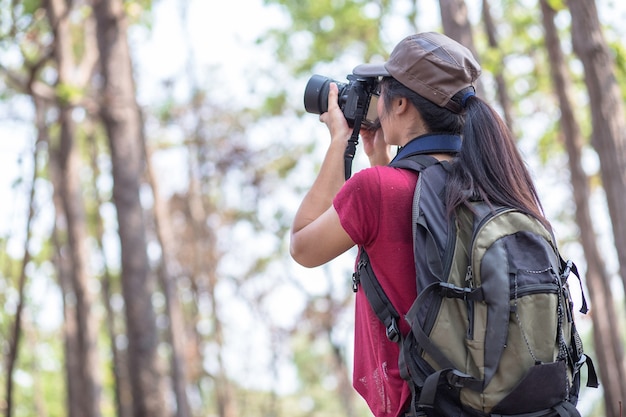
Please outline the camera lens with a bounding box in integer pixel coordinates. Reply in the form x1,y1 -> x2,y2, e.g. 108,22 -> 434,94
304,74 -> 332,115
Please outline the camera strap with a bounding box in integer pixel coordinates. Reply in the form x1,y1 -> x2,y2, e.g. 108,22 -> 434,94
391,134 -> 462,164
344,114 -> 364,180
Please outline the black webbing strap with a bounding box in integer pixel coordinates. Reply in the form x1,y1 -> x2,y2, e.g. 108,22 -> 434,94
418,368 -> 482,408
355,249 -> 402,343
559,257 -> 588,314
559,257 -> 599,389
490,401 -> 580,417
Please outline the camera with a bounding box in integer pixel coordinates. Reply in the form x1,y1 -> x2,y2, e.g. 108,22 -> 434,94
304,74 -> 380,128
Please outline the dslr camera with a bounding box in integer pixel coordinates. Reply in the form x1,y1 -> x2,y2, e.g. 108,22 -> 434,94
304,74 -> 380,128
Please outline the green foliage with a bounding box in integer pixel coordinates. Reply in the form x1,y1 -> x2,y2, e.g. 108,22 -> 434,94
123,0 -> 155,27
261,0 -> 386,73
261,91 -> 289,116
545,0 -> 566,11
55,82 -> 85,106
537,119 -> 563,165
609,39 -> 626,101
20,0 -> 42,16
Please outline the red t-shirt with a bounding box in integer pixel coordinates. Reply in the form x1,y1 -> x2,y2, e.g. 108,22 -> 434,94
333,166 -> 419,417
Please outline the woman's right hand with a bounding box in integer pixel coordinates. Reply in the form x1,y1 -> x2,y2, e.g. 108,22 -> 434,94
319,83 -> 351,145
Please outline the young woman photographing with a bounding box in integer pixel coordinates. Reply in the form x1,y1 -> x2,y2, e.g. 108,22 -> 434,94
290,32 -> 549,417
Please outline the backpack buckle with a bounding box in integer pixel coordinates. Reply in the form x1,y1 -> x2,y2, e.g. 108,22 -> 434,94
446,369 -> 472,388
351,272 -> 360,292
439,282 -> 472,299
386,317 -> 400,343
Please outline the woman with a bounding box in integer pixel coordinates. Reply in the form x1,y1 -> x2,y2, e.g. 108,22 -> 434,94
290,32 -> 548,417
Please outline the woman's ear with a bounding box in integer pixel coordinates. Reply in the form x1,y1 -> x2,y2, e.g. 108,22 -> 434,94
394,97 -> 409,115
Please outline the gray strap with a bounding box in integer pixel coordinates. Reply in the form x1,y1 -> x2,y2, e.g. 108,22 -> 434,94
412,173 -> 423,253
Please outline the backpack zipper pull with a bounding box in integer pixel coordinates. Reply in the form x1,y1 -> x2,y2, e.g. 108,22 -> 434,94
352,271 -> 360,292
352,256 -> 367,292
465,265 -> 474,288
465,265 -> 475,340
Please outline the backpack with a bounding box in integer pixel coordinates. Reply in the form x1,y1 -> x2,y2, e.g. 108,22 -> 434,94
352,154 -> 599,417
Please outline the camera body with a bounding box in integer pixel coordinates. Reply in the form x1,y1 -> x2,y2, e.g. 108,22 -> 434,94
304,74 -> 379,128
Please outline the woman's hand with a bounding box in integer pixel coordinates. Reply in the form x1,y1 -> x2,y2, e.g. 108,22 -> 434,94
319,83 -> 351,145
361,126 -> 391,166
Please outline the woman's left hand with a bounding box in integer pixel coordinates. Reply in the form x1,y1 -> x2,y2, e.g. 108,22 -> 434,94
361,126 -> 391,166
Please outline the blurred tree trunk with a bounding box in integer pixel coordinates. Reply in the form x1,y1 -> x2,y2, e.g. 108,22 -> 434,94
438,0 -> 485,97
50,142 -> 82,417
540,1 -> 626,415
46,0 -> 102,415
145,144 -> 192,417
318,288 -> 355,417
3,102 -> 41,417
187,156 -> 238,417
567,0 -> 626,295
87,127 -> 133,417
91,1 -> 167,416
481,0 -> 514,131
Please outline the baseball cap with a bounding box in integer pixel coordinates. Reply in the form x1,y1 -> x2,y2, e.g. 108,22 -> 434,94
353,32 -> 481,112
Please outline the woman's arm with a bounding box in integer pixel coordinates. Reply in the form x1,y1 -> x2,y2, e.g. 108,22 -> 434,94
290,83 -> 356,267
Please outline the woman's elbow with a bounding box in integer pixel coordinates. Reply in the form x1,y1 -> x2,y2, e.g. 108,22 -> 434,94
290,238 -> 312,268
290,233 -> 321,268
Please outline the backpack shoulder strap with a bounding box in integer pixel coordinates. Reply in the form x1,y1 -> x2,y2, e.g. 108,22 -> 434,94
353,154 -> 448,344
389,153 -> 439,172
353,249 -> 402,343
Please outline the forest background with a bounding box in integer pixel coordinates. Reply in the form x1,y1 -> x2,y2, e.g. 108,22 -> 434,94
1,0 -> 626,416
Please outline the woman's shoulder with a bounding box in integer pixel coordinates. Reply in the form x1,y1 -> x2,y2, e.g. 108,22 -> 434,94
349,165 -> 418,188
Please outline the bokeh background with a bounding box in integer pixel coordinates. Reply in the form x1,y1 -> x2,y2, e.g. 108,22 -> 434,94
1,0 -> 625,416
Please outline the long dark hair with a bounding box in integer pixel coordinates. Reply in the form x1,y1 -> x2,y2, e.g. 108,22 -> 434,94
381,77 -> 549,228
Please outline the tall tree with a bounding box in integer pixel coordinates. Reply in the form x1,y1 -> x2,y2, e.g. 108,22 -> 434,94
91,1 -> 167,416
45,0 -> 102,415
438,0 -> 485,96
567,0 -> 626,298
481,0 -> 515,131
87,125 -> 133,417
145,143 -> 192,417
4,105 -> 41,417
540,1 -> 626,414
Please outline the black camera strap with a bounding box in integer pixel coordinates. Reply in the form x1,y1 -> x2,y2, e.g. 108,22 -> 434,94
344,113 -> 364,180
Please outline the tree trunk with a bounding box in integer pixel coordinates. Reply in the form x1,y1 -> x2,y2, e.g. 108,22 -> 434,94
567,0 -> 626,296
91,1 -> 166,416
145,145 -> 192,417
3,102 -> 41,417
46,1 -> 102,415
541,1 -> 626,414
438,0 -> 485,97
185,153 -> 238,417
87,127 -> 133,417
481,0 -> 515,132
48,117 -> 82,417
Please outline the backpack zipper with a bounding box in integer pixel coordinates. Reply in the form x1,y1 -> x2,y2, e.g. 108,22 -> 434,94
511,282 -> 559,298
465,266 -> 475,339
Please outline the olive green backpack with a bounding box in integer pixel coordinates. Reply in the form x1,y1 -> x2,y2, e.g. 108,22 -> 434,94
353,155 -> 598,417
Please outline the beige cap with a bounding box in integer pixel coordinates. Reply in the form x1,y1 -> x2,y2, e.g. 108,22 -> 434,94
353,32 -> 481,112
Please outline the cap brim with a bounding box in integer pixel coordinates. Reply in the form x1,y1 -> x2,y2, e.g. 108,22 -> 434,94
352,63 -> 390,77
